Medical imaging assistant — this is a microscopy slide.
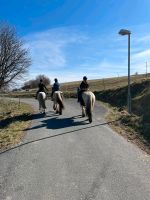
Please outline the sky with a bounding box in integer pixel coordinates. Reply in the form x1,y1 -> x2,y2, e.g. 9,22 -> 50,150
0,0 -> 150,84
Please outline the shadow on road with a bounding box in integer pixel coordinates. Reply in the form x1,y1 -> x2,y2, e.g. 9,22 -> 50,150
0,113 -> 31,128
0,112 -> 47,128
25,115 -> 88,131
0,120 -> 118,155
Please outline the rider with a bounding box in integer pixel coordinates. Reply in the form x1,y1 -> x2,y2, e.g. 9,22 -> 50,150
35,79 -> 48,99
78,76 -> 89,105
51,78 -> 60,99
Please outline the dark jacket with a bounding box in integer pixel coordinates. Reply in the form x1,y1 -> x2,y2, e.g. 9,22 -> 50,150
52,82 -> 60,92
79,81 -> 89,91
38,82 -> 47,92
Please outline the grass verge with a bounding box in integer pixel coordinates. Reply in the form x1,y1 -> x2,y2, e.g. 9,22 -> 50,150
104,103 -> 150,155
94,79 -> 150,155
0,99 -> 33,150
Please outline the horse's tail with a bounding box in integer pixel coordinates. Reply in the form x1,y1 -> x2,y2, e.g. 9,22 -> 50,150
86,92 -> 95,116
57,92 -> 65,109
86,95 -> 91,116
38,92 -> 46,109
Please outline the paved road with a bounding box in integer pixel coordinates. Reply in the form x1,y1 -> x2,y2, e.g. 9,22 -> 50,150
0,98 -> 150,200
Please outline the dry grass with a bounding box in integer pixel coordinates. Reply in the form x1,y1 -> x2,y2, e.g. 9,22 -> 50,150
0,99 -> 33,150
106,107 -> 150,155
61,74 -> 150,92
2,73 -> 150,98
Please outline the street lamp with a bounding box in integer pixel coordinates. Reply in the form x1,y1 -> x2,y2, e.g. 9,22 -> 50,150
118,29 -> 131,114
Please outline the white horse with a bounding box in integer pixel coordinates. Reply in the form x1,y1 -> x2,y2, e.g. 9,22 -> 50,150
81,91 -> 95,123
37,92 -> 46,113
53,91 -> 64,115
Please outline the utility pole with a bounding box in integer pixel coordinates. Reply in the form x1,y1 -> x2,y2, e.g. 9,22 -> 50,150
118,29 -> 131,114
128,33 -> 131,114
146,61 -> 147,78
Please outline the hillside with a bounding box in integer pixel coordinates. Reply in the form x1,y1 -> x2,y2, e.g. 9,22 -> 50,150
2,73 -> 150,98
95,79 -> 150,153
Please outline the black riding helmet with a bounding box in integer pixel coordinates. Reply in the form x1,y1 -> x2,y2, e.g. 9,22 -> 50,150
54,78 -> 58,82
83,76 -> 87,81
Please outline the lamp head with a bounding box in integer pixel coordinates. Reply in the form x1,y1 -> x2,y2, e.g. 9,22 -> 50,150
119,29 -> 131,35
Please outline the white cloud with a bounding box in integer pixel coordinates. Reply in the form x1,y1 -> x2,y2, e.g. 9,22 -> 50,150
132,49 -> 150,60
25,27 -> 89,71
22,25 -> 150,84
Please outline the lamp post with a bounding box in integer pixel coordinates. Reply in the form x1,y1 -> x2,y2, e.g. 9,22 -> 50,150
118,29 -> 131,114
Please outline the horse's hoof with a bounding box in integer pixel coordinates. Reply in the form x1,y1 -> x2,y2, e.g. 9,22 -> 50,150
89,117 -> 92,123
82,114 -> 85,117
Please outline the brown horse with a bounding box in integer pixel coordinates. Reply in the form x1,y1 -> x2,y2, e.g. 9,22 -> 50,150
53,91 -> 64,115
80,91 -> 95,123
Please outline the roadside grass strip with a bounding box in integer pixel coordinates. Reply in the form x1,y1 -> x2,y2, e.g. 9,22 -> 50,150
0,99 -> 33,150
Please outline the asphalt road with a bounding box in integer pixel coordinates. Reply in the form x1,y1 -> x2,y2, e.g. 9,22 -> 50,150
0,98 -> 150,200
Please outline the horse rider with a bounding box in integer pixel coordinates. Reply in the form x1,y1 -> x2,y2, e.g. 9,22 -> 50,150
35,79 -> 48,99
78,76 -> 89,105
51,78 -> 60,99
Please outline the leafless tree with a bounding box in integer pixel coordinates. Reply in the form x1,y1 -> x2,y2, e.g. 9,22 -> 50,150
35,74 -> 51,86
0,23 -> 31,89
22,75 -> 50,89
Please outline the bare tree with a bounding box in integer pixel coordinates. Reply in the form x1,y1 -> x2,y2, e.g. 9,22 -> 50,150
0,23 -> 31,89
22,75 -> 51,89
35,74 -> 51,86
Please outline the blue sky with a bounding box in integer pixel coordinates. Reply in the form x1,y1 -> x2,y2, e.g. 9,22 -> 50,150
0,0 -> 150,83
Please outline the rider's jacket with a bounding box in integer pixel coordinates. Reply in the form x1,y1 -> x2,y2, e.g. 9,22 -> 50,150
52,82 -> 60,92
38,82 -> 46,92
79,81 -> 89,91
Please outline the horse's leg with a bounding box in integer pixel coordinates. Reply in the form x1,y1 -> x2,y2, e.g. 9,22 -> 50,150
88,113 -> 92,123
59,104 -> 62,115
82,106 -> 86,117
39,100 -> 41,112
43,101 -> 46,114
87,95 -> 93,123
56,104 -> 59,114
53,102 -> 56,110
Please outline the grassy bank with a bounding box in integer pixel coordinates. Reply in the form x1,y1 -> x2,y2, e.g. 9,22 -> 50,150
95,79 -> 150,154
0,99 -> 33,150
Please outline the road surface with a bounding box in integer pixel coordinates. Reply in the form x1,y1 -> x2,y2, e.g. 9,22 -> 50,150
0,98 -> 150,200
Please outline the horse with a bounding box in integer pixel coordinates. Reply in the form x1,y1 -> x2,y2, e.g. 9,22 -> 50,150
80,91 -> 95,123
37,92 -> 46,114
53,91 -> 64,115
